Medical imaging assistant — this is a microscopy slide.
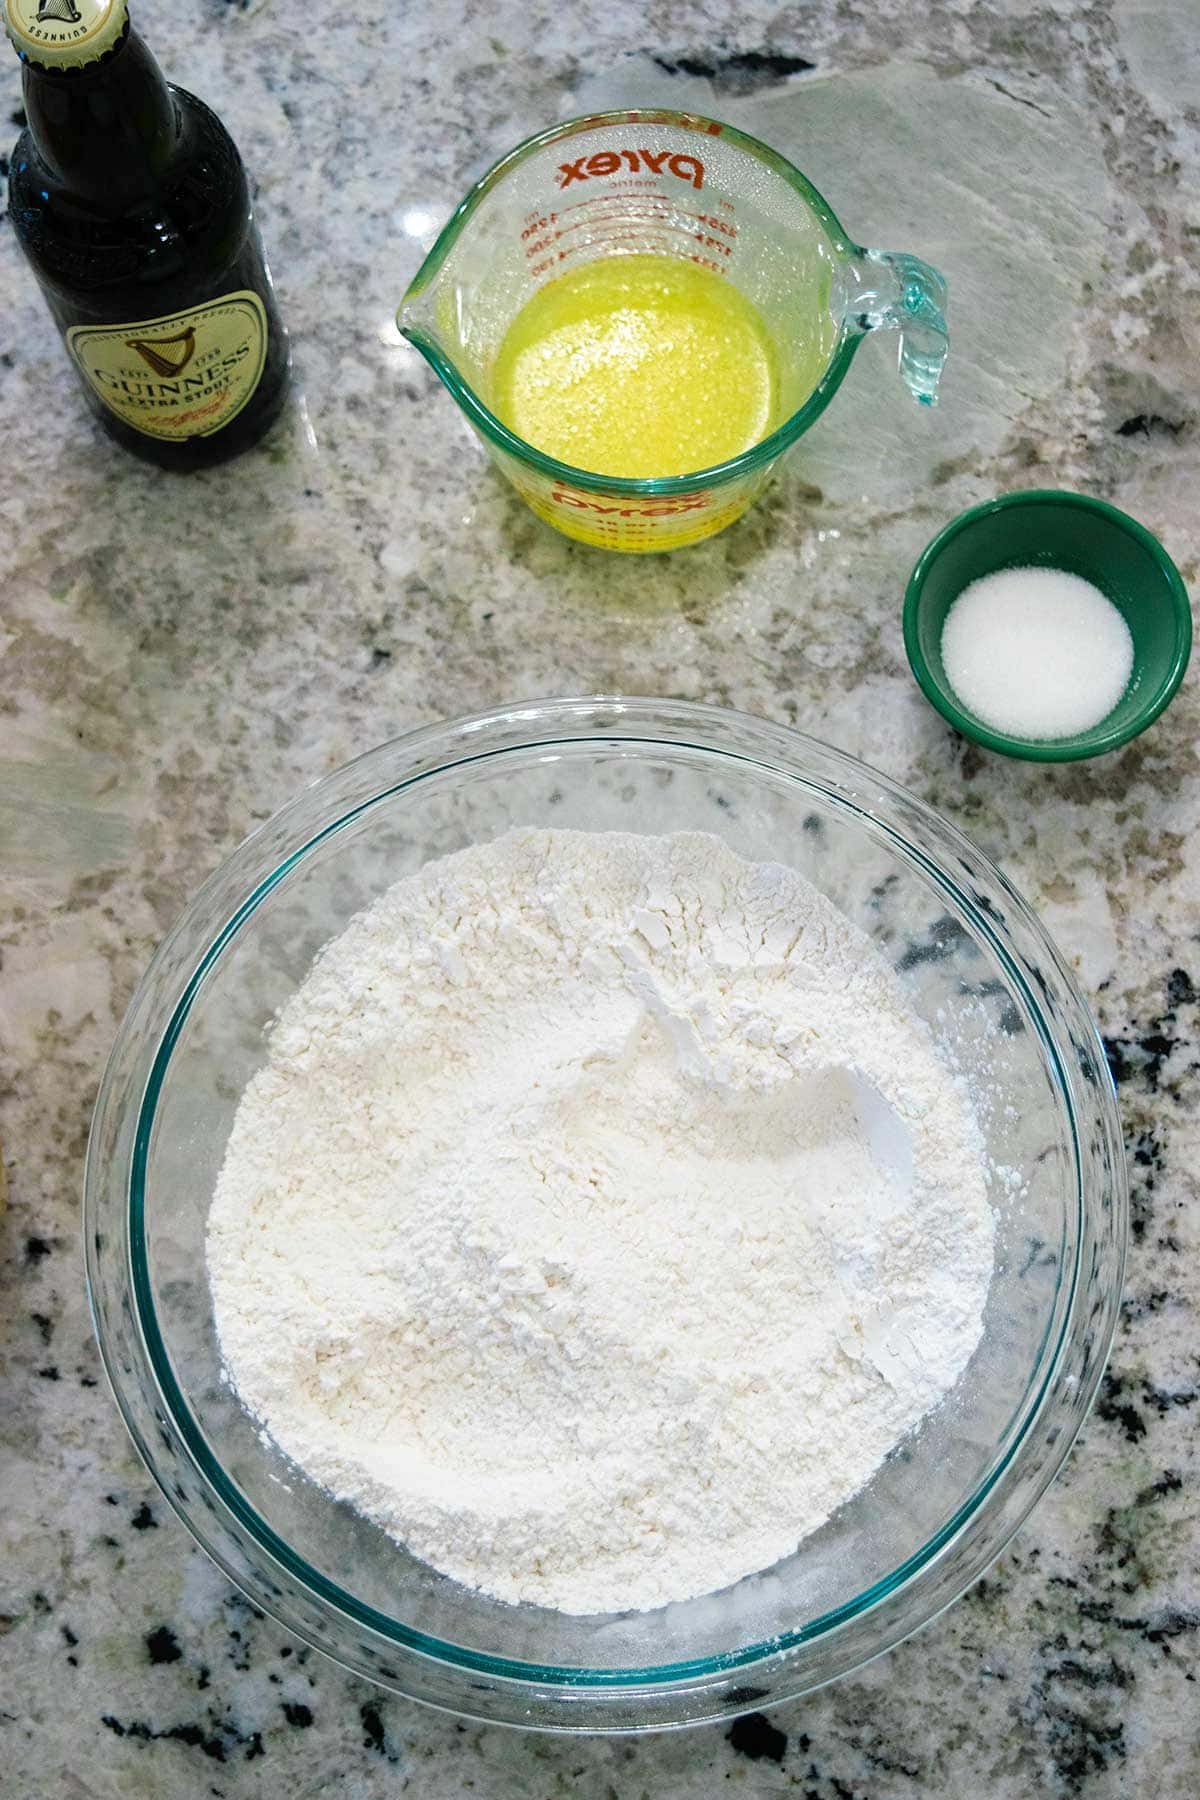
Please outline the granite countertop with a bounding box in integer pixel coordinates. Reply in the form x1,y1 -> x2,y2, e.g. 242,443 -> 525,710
2,0 -> 1198,1793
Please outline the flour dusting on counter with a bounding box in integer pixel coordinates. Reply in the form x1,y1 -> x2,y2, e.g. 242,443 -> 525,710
207,830 -> 994,1615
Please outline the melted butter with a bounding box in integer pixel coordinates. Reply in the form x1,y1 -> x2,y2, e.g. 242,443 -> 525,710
491,254 -> 779,479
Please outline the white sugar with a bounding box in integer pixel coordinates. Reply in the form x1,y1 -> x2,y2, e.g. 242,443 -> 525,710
940,566 -> 1134,739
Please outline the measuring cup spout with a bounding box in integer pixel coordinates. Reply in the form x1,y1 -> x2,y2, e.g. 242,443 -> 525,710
397,291 -> 430,339
397,278 -> 445,357
836,250 -> 949,406
397,271 -> 480,413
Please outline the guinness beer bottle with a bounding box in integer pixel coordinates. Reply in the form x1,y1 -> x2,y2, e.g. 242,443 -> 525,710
5,0 -> 289,468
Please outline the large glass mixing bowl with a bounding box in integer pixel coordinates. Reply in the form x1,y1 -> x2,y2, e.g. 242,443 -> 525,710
85,697 -> 1126,1731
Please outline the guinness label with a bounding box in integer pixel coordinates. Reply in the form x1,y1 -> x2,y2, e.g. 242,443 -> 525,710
67,292 -> 269,440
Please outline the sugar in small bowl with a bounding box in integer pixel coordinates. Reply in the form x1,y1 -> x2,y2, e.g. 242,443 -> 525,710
904,490 -> 1192,762
940,567 -> 1133,740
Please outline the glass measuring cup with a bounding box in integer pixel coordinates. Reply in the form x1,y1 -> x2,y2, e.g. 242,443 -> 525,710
399,110 -> 949,553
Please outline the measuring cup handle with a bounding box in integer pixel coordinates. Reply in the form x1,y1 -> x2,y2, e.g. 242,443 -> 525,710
837,250 -> 949,407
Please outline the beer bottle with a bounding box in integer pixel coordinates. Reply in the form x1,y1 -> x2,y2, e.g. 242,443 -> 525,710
5,0 -> 289,469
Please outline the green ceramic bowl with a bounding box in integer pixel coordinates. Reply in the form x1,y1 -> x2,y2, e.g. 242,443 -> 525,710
904,490 -> 1193,761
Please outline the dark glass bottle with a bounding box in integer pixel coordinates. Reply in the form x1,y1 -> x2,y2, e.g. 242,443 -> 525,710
5,0 -> 289,469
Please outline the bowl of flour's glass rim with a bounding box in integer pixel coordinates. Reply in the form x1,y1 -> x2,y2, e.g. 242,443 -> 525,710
86,696 -> 1126,1732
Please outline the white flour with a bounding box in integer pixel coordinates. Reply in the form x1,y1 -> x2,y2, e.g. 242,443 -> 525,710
207,829 -> 993,1615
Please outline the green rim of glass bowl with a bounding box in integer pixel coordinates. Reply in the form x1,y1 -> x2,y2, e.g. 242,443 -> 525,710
397,109 -> 863,497
903,490 -> 1193,762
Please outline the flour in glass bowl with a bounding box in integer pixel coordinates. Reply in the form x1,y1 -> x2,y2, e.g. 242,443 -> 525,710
207,829 -> 994,1616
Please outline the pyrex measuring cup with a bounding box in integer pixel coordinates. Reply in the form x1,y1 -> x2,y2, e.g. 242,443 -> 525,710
399,110 -> 949,552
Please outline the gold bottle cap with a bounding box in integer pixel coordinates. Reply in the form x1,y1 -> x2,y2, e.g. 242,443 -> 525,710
5,0 -> 128,69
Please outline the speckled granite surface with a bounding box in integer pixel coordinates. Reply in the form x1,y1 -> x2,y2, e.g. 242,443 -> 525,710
2,0 -> 1198,1793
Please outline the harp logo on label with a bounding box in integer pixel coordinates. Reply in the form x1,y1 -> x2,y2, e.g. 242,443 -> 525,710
126,327 -> 198,378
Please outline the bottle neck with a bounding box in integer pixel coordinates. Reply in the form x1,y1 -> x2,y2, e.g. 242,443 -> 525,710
20,25 -> 178,203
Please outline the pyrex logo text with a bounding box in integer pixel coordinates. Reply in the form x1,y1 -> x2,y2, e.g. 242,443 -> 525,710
557,149 -> 705,190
